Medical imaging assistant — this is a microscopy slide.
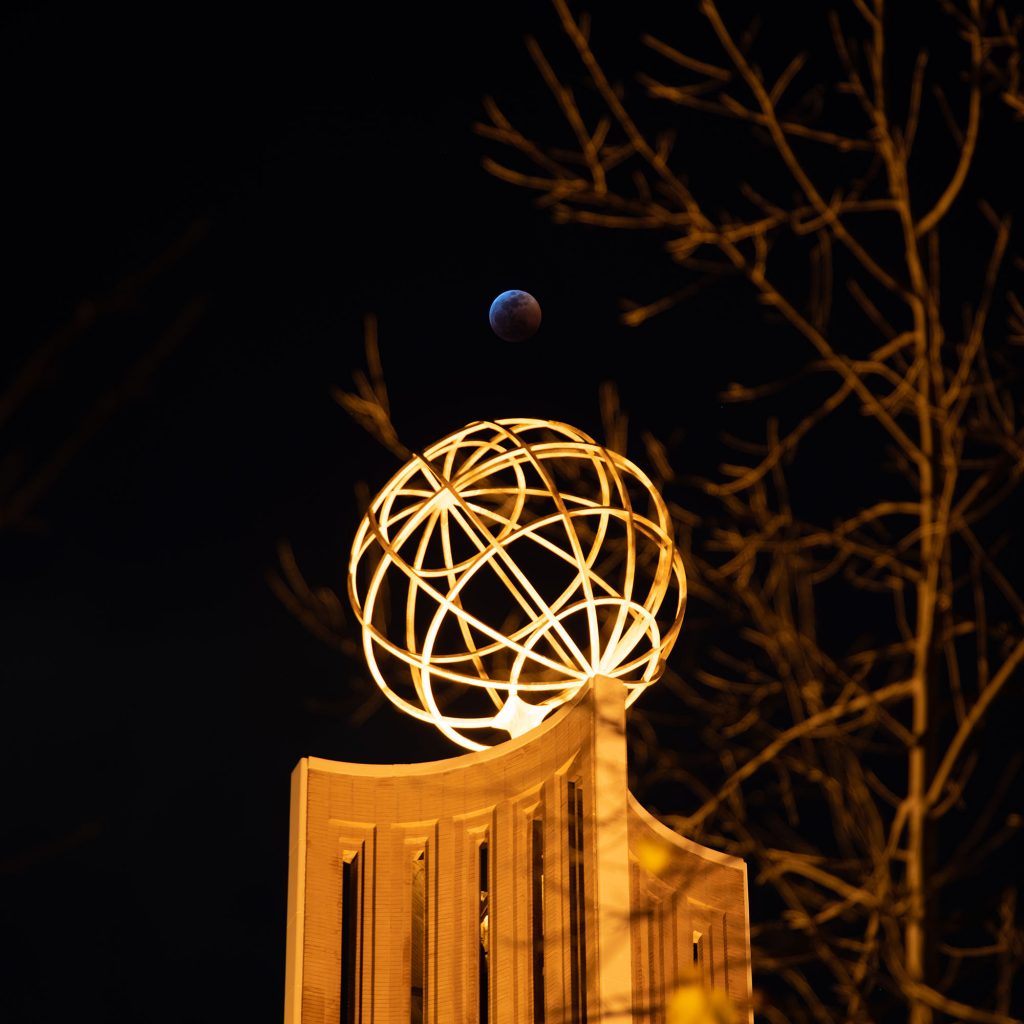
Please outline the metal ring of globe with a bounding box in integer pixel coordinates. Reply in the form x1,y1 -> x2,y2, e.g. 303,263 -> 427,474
348,418 -> 686,750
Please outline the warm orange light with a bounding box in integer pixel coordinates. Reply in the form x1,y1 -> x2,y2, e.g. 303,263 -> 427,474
349,418 -> 686,749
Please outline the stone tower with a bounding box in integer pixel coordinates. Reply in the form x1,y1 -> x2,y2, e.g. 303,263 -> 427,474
284,677 -> 751,1023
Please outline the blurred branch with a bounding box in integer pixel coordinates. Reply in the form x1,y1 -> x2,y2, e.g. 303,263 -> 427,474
0,220 -> 209,532
472,2 -> 1024,1020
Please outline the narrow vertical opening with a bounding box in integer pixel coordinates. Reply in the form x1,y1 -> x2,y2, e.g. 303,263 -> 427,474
341,854 -> 360,1024
575,785 -> 588,1024
693,930 -> 705,980
567,781 -> 588,1024
479,840 -> 489,1024
568,784 -> 580,1022
531,818 -> 546,1024
647,906 -> 658,1001
411,850 -> 426,1024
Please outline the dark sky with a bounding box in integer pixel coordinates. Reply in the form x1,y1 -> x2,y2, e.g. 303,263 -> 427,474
2,4 -> 1020,1022
1,5 -> 722,1021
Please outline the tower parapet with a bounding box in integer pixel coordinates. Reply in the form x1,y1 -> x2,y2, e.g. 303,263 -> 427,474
285,677 -> 751,1023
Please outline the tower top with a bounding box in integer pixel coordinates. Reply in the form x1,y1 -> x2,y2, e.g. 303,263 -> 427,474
348,418 -> 686,749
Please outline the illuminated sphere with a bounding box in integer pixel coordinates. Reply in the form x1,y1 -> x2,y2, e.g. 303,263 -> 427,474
348,418 -> 686,750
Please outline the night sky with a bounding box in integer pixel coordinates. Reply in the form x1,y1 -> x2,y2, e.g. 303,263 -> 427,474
2,4 -> 1020,1023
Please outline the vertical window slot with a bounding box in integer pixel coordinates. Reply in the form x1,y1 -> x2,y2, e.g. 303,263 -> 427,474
479,840 -> 489,1024
412,850 -> 426,1024
531,818 -> 546,1023
568,782 -> 588,1024
341,854 -> 360,1024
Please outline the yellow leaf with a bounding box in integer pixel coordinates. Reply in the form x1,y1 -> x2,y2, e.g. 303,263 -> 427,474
666,977 -> 737,1024
636,835 -> 672,875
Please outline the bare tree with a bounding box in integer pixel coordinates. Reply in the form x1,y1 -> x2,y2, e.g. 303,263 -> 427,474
468,2 -> 1023,1022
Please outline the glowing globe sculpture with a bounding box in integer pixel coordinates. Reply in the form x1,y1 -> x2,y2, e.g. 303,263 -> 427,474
348,418 -> 686,750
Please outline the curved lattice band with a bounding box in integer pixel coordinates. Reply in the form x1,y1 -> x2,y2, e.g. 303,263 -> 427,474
348,418 -> 686,750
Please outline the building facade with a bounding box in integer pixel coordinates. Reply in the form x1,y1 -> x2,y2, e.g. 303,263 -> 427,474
285,677 -> 752,1023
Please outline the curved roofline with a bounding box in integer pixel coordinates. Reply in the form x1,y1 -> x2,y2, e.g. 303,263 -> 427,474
306,677 -> 594,779
627,792 -> 746,871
